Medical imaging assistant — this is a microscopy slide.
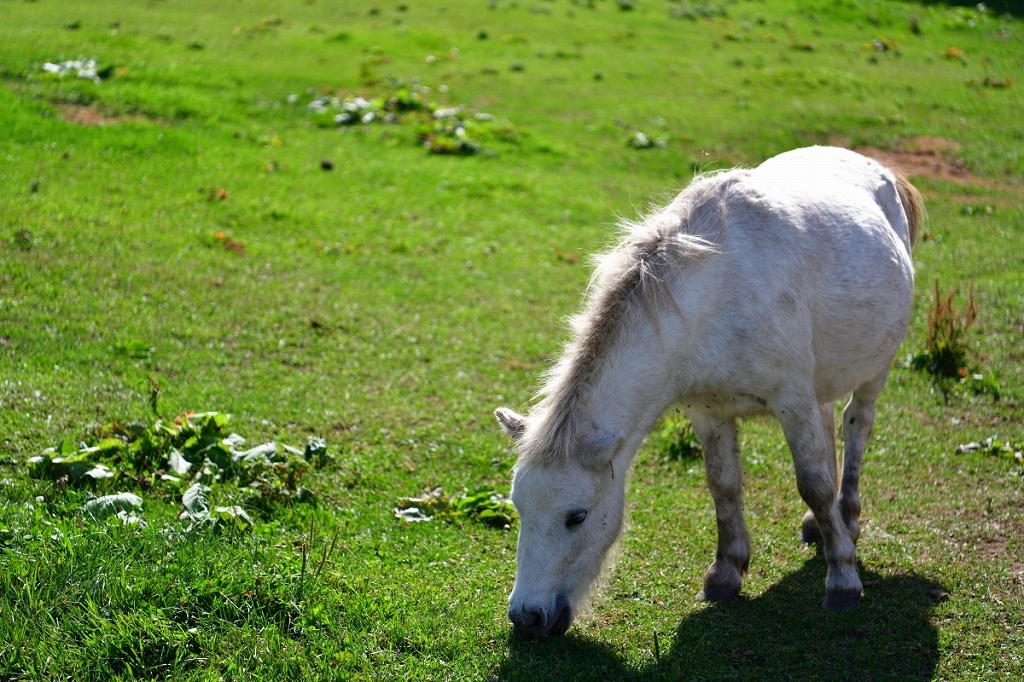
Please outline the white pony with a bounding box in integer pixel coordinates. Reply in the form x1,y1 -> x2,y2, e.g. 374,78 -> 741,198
495,146 -> 923,638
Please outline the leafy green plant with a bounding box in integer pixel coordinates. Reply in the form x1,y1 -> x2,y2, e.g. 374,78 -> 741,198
306,85 -> 517,156
179,482 -> 254,531
421,133 -> 481,155
83,492 -> 145,525
116,339 -> 154,359
652,416 -> 703,461
83,491 -> 142,514
956,436 -> 1024,477
11,227 -> 34,250
27,440 -> 117,481
27,412 -> 330,527
395,487 -> 517,529
967,371 -> 1002,400
627,130 -> 667,149
669,2 -> 728,20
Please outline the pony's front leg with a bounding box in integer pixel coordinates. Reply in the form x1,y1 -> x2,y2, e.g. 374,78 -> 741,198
688,413 -> 749,603
777,395 -> 862,612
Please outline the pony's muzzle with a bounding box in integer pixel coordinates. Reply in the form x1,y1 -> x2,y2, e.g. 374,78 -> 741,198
509,594 -> 574,638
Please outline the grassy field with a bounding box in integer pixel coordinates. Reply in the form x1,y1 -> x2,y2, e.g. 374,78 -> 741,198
1,0 -> 1022,679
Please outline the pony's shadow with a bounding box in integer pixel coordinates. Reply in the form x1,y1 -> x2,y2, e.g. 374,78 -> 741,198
495,554 -> 945,681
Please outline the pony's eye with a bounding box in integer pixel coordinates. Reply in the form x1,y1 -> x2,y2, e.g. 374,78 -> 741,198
565,510 -> 587,528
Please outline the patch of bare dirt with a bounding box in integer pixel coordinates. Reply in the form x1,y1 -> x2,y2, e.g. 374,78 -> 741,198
827,135 -> 1022,191
847,136 -> 975,183
977,536 -> 1007,560
60,104 -> 153,126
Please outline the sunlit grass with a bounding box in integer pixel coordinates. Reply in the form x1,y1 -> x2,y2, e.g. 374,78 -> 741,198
1,0 -> 1022,679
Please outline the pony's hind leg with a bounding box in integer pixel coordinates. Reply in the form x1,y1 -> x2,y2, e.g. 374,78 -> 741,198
776,392 -> 862,612
688,413 -> 749,603
801,401 -> 837,544
802,372 -> 889,546
837,369 -> 890,543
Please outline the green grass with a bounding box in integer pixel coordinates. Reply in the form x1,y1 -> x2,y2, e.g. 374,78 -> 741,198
1,0 -> 1022,679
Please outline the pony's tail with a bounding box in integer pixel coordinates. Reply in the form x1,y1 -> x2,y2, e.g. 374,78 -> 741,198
893,171 -> 924,252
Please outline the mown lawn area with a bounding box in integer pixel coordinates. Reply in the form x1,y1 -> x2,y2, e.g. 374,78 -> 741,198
1,0 -> 1022,679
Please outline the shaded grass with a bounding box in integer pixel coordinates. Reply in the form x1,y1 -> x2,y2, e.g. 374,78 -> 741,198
500,557 -> 946,681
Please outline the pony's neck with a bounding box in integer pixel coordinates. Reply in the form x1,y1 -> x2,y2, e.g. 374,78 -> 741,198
578,310 -> 681,465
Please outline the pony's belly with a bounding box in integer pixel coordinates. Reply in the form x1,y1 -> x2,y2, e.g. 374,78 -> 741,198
677,392 -> 772,419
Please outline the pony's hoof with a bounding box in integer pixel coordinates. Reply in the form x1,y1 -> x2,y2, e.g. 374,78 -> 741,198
822,589 -> 861,613
698,586 -> 740,603
801,525 -> 823,544
801,513 -> 822,544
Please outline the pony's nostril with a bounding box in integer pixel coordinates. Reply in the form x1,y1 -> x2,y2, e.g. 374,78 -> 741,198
509,606 -> 542,627
510,598 -> 575,638
549,597 -> 574,636
509,606 -> 548,638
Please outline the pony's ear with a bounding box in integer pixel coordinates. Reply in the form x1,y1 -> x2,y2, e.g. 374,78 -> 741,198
494,408 -> 527,440
581,430 -> 624,468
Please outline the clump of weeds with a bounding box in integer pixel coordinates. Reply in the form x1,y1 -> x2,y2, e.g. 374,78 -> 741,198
909,279 -> 1000,401
27,410 -> 333,530
912,279 -> 977,379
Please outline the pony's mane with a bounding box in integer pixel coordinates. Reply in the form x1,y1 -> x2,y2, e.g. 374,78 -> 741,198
516,170 -> 741,467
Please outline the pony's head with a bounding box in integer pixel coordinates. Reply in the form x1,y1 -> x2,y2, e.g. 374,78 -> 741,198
495,407 -> 628,638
